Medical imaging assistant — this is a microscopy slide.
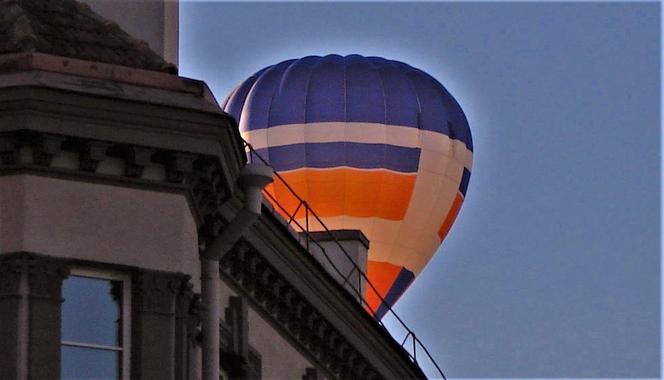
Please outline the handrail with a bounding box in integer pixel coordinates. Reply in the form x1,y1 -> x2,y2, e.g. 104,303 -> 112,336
243,141 -> 446,379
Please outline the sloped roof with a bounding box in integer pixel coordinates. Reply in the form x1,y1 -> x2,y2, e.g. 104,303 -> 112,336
0,0 -> 176,74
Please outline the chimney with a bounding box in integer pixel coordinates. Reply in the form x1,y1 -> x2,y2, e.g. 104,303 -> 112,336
304,230 -> 369,302
79,0 -> 179,66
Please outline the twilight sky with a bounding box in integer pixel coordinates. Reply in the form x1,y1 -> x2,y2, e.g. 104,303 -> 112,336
179,2 -> 660,378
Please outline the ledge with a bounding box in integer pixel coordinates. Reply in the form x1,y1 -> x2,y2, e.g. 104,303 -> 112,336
307,230 -> 370,250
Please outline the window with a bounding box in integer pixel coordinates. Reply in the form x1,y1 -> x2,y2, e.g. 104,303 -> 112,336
61,269 -> 131,380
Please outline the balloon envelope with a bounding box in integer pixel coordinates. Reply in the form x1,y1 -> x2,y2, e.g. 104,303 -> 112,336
223,54 -> 473,318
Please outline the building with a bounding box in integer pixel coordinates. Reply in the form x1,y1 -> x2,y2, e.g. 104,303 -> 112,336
0,0 -> 431,379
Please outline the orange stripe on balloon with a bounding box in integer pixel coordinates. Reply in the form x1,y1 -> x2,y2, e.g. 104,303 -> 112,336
268,168 -> 416,221
365,260 -> 402,315
437,192 -> 464,240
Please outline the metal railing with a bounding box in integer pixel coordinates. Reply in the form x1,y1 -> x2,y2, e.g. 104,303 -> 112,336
243,140 -> 446,379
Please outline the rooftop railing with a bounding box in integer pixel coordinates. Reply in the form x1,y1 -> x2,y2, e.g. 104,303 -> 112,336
243,140 -> 447,380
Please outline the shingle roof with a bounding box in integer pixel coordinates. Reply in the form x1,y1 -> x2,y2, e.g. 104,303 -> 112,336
0,0 -> 177,74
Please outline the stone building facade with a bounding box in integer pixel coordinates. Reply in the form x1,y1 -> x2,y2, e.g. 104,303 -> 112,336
0,1 -> 428,379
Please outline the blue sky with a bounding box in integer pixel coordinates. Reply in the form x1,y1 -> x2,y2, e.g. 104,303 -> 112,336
180,2 -> 660,378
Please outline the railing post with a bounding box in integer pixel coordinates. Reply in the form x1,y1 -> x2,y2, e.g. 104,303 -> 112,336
304,202 -> 310,252
358,269 -> 362,297
412,334 -> 417,362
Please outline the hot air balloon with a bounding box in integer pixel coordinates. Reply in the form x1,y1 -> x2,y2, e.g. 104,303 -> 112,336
223,54 -> 472,319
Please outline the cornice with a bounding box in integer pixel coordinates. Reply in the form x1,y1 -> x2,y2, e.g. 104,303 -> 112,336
219,241 -> 383,380
0,253 -> 69,301
0,77 -> 247,182
0,129 -> 232,230
239,210 -> 427,379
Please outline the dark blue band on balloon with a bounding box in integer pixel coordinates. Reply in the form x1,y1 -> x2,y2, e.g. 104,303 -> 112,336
459,168 -> 471,197
256,142 -> 421,173
224,55 -> 473,152
374,267 -> 415,320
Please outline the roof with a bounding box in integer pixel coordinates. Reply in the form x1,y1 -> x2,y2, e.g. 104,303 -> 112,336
0,0 -> 176,74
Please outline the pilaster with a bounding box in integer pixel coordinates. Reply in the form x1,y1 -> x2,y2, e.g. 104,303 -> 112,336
0,255 -> 25,379
0,253 -> 69,380
131,270 -> 195,380
26,255 -> 69,379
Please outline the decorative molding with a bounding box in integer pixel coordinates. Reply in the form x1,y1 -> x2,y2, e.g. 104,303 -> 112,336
247,349 -> 262,380
131,269 -> 197,380
163,151 -> 199,184
0,253 -> 69,379
219,241 -> 384,380
107,145 -> 156,178
175,277 -> 196,380
187,293 -> 203,345
31,134 -> 65,167
0,253 -> 70,301
0,134 -> 19,165
0,130 -> 232,228
220,351 -> 246,379
189,157 -> 229,248
303,367 -> 318,380
76,140 -> 114,173
0,255 -> 26,298
176,279 -> 195,319
221,296 -> 251,379
219,315 -> 262,380
25,256 -> 69,301
132,270 -> 190,315
225,296 -> 249,356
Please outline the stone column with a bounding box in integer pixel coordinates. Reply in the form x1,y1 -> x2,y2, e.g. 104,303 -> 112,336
26,256 -> 69,379
0,254 -> 69,380
175,281 -> 195,380
131,270 -> 194,380
0,255 -> 26,380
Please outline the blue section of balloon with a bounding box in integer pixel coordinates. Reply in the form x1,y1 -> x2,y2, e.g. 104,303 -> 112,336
375,268 -> 415,319
460,168 -> 471,196
256,143 -> 421,173
223,54 -> 473,152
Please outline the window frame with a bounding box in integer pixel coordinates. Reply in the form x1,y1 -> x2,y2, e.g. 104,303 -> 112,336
61,267 -> 132,380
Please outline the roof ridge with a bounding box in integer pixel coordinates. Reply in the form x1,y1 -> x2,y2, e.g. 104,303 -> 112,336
0,1 -> 36,53
0,0 -> 177,74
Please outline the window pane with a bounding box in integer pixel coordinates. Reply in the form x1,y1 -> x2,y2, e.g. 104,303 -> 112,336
62,276 -> 122,346
61,346 -> 120,380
